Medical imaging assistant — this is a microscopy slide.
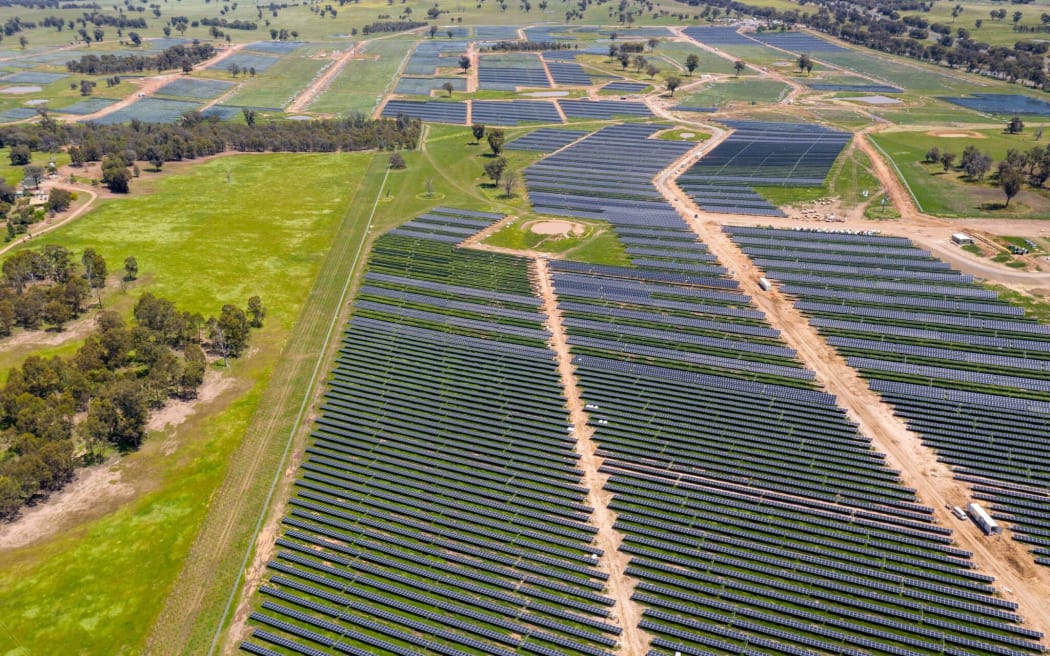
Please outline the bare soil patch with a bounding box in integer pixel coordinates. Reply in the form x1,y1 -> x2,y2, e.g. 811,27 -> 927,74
927,130 -> 985,138
0,463 -> 133,550
0,85 -> 42,94
528,219 -> 585,236
151,369 -> 235,444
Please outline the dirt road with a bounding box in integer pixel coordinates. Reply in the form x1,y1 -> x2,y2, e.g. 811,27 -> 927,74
285,42 -> 362,113
653,145 -> 1050,644
534,258 -> 650,656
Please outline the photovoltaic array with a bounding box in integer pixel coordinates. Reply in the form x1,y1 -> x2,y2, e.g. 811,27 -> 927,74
524,123 -> 692,229
677,120 -> 851,216
403,40 -> 468,76
806,82 -> 902,93
601,81 -> 649,94
749,30 -> 845,53
725,225 -> 1050,569
506,128 -> 588,153
556,99 -> 652,119
940,94 -> 1050,117
478,54 -> 551,90
240,208 -> 624,656
546,61 -> 594,86
472,100 -> 562,126
380,100 -> 467,124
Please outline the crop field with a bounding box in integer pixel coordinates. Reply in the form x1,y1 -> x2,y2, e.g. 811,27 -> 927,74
725,226 -> 1050,570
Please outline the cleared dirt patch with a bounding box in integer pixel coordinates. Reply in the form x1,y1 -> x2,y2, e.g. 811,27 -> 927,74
0,85 -> 42,94
927,130 -> 985,138
529,219 -> 585,236
0,464 -> 133,550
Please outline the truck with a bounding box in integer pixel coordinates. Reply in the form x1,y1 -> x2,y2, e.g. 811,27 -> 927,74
967,502 -> 1002,535
758,277 -> 772,292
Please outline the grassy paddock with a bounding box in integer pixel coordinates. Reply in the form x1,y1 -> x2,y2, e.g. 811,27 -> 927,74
871,127 -> 1050,218
0,152 -> 371,655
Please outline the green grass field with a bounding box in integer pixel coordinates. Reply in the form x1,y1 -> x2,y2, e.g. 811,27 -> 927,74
871,127 -> 1050,218
483,217 -> 631,265
676,77 -> 789,107
223,55 -> 328,111
0,152 -> 373,655
308,37 -> 416,115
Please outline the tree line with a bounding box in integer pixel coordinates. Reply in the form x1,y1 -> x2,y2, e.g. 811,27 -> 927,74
361,20 -> 427,35
0,249 -> 264,519
2,112 -> 421,193
65,42 -> 216,75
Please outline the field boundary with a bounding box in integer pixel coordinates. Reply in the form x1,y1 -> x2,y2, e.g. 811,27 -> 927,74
207,163 -> 392,655
142,155 -> 385,656
868,133 -> 925,213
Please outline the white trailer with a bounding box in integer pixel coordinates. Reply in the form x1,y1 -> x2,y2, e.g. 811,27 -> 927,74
758,277 -> 772,292
967,502 -> 1002,535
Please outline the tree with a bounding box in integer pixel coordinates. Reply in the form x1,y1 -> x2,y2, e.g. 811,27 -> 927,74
101,156 -> 131,193
228,62 -> 241,77
43,300 -> 72,330
633,55 -> 646,72
242,107 -> 257,127
388,152 -> 406,169
664,74 -> 681,96
128,31 -> 142,46
501,170 -> 517,197
1007,117 -> 1025,134
247,295 -> 265,328
924,146 -> 941,163
442,81 -> 455,97
47,188 -> 72,213
647,38 -> 659,52
685,53 -> 699,75
646,64 -> 660,79
1013,11 -> 1023,25
618,53 -> 630,70
471,123 -> 485,144
213,304 -> 250,359
123,256 -> 138,281
487,129 -> 505,156
79,79 -> 95,96
81,248 -> 107,303
458,55 -> 471,73
484,157 -> 507,186
975,19 -> 982,29
939,151 -> 956,172
18,35 -> 27,50
734,60 -> 746,76
1000,164 -> 1025,207
9,145 -> 30,166
429,25 -> 438,38
797,53 -> 811,75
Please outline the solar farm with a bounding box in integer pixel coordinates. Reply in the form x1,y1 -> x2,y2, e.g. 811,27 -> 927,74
677,121 -> 852,216
7,4 -> 1050,655
725,226 -> 1050,568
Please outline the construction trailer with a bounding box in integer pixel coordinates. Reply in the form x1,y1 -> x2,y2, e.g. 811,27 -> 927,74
967,502 -> 1002,535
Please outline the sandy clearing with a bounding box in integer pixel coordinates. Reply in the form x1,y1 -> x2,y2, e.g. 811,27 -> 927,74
534,258 -> 649,656
153,369 -> 235,451
927,130 -> 985,138
529,219 -> 584,236
0,463 -> 133,550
